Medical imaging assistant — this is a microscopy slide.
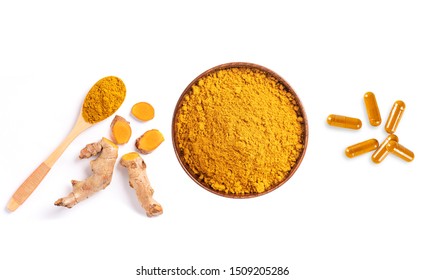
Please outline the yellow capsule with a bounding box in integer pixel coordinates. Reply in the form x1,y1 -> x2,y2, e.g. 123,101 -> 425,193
364,92 -> 381,126
345,138 -> 379,158
385,100 -> 405,134
327,114 -> 362,130
371,134 -> 398,164
386,140 -> 414,162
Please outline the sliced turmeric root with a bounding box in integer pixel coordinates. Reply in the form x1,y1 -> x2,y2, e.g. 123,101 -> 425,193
135,129 -> 164,154
110,115 -> 132,145
131,102 -> 155,121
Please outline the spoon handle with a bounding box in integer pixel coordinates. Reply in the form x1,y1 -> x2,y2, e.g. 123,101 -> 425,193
7,116 -> 92,212
7,163 -> 51,211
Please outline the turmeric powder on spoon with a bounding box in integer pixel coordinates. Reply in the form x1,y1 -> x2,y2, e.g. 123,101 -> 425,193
82,76 -> 126,123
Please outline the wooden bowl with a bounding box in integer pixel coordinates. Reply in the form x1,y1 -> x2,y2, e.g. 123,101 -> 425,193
172,62 -> 308,198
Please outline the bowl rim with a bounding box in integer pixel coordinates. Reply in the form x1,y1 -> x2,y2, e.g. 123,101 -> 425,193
172,62 -> 309,198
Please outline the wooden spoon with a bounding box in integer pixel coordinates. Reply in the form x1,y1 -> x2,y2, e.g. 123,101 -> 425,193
7,76 -> 126,212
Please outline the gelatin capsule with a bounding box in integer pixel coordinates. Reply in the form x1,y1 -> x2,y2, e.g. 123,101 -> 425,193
371,134 -> 398,164
364,92 -> 381,126
345,138 -> 379,158
327,114 -> 362,130
386,140 -> 414,162
385,100 -> 405,134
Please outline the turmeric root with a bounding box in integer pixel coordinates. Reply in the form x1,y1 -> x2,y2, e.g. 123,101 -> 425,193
131,102 -> 155,121
135,129 -> 164,154
120,152 -> 163,217
110,115 -> 132,145
55,138 -> 118,208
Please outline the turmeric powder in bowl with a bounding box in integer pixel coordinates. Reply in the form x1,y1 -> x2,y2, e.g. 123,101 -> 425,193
172,63 -> 308,198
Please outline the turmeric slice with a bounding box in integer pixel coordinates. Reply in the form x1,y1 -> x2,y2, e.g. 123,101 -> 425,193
110,115 -> 132,145
120,152 -> 163,217
131,102 -> 155,121
135,129 -> 164,154
55,138 -> 118,208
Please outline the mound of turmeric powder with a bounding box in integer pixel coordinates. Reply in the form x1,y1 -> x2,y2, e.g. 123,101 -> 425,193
175,66 -> 306,196
82,76 -> 126,124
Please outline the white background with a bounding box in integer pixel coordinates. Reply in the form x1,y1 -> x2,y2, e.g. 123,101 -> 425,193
1,1 -> 424,279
